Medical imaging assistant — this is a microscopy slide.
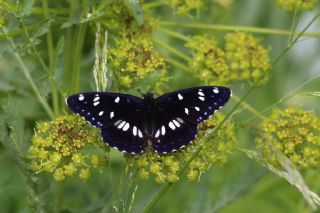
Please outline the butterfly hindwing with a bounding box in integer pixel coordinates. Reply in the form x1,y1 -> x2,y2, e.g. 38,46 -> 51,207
67,92 -> 148,154
152,86 -> 231,153
152,117 -> 198,153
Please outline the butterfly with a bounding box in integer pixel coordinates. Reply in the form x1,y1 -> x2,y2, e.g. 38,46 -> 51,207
66,86 -> 232,154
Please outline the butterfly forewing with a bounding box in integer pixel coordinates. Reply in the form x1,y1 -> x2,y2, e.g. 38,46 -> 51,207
152,86 -> 231,153
67,92 -> 148,154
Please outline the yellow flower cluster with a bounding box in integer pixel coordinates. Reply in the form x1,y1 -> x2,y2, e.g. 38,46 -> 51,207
164,0 -> 203,16
28,115 -> 109,182
213,0 -> 234,8
109,35 -> 167,88
186,36 -> 230,85
102,1 -> 167,90
257,107 -> 320,170
186,33 -> 270,86
277,0 -> 316,12
126,113 -> 235,183
225,33 -> 270,85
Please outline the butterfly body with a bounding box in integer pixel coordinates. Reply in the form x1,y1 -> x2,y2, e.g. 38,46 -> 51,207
67,86 -> 231,154
143,92 -> 156,136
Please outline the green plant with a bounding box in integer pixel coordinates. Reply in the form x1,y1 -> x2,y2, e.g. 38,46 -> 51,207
0,0 -> 320,212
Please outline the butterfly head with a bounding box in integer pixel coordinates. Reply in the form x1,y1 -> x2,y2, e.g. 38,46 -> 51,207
144,92 -> 154,101
143,92 -> 155,112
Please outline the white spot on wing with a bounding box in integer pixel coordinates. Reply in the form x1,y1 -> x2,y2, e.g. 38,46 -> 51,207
93,96 -> 100,102
161,125 -> 166,135
114,120 -> 122,126
185,108 -> 189,115
99,111 -> 104,116
123,122 -> 130,131
78,94 -> 84,101
177,117 -> 184,123
198,91 -> 205,96
155,129 -> 160,138
213,88 -> 219,94
138,129 -> 143,138
168,121 -> 176,130
178,93 -> 183,100
115,96 -> 120,103
199,96 -> 205,101
133,126 -> 137,136
110,111 -> 114,118
117,121 -> 126,129
173,119 -> 181,127
94,101 -> 100,106
195,106 -> 200,111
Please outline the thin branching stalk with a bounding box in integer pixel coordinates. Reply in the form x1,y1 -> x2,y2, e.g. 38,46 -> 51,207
158,21 -> 320,37
42,0 -> 60,116
71,23 -> 87,93
3,29 -> 55,119
153,38 -> 191,61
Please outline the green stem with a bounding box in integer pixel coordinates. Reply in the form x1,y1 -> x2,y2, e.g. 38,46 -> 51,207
153,38 -> 191,61
158,21 -> 320,38
42,0 -> 60,116
71,23 -> 87,93
163,53 -> 267,121
142,12 -> 320,213
164,57 -> 190,72
143,2 -> 168,9
231,95 -> 267,120
155,28 -> 191,42
63,27 -> 75,93
0,2 -> 69,15
241,72 -> 320,124
3,29 -> 55,119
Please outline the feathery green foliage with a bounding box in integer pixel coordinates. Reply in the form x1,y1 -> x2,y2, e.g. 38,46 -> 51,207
0,0 -> 320,212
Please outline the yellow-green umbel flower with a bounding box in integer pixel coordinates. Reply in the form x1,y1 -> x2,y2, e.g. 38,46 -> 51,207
28,115 -> 109,182
277,0 -> 316,12
256,107 -> 320,170
186,33 -> 270,86
225,32 -> 270,85
164,0 -> 203,15
186,35 -> 229,85
126,113 -> 235,183
213,0 -> 234,7
109,34 -> 167,89
103,0 -> 157,34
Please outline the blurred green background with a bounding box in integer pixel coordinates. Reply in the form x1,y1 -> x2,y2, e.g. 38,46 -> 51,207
0,0 -> 320,212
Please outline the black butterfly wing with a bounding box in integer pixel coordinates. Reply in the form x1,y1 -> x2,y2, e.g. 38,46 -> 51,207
66,92 -> 148,154
152,86 -> 231,153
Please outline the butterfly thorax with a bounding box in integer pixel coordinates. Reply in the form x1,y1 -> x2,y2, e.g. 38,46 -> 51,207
143,92 -> 156,136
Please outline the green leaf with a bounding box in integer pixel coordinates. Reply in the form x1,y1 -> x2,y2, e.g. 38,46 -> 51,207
130,71 -> 162,94
53,36 -> 65,76
0,81 -> 15,92
32,18 -> 55,39
61,17 -> 80,29
0,99 -> 30,176
20,0 -> 35,17
1,99 -> 25,156
125,0 -> 144,26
